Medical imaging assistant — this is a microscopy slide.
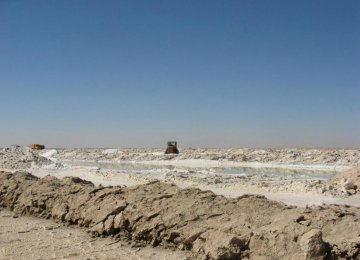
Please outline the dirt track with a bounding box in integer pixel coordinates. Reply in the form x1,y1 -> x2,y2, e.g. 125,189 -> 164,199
0,209 -> 189,260
1,171 -> 360,259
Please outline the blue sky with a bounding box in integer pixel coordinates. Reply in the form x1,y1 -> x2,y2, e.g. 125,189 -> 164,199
0,0 -> 359,148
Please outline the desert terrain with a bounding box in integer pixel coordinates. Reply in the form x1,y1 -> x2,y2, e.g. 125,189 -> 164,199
1,145 -> 360,259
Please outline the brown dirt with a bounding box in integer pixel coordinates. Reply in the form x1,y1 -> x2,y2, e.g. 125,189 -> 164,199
1,171 -> 360,259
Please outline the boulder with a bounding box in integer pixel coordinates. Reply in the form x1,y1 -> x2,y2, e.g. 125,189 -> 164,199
300,229 -> 326,259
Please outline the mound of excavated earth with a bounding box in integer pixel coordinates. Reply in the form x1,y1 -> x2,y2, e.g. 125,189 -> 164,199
1,171 -> 359,259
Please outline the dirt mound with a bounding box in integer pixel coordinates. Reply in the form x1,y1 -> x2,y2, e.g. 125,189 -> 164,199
1,171 -> 359,259
0,145 -> 52,170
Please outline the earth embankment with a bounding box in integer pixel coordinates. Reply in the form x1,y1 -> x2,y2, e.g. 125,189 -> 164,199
1,171 -> 359,259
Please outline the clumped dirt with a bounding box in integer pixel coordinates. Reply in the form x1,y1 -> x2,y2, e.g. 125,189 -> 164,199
1,171 -> 360,259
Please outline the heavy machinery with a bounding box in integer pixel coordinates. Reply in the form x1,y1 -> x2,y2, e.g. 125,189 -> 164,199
27,144 -> 45,150
165,141 -> 179,154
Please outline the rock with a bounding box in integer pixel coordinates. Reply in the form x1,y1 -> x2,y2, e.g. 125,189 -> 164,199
330,167 -> 360,192
341,187 -> 351,196
103,215 -> 115,234
300,229 -> 326,259
214,178 -> 222,184
348,189 -> 357,195
113,212 -> 126,229
341,178 -> 355,190
329,237 -> 360,259
317,187 -> 326,194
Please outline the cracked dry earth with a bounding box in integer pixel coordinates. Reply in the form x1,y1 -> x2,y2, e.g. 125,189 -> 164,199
1,171 -> 360,259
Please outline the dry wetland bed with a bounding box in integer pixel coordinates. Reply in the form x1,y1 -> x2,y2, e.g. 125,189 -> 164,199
1,146 -> 360,259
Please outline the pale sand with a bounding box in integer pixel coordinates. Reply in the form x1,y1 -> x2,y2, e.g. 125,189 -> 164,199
0,209 -> 189,260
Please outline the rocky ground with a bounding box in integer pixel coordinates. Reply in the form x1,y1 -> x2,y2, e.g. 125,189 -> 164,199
49,148 -> 360,199
1,171 -> 360,259
1,146 -> 360,259
125,167 -> 356,199
330,167 -> 360,194
1,146 -> 359,205
3,146 -> 360,172
55,148 -> 360,167
0,145 -> 52,170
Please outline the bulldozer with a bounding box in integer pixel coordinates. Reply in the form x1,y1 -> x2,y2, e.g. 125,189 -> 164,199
165,141 -> 179,154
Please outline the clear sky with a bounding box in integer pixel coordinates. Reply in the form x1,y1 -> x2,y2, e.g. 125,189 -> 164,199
0,0 -> 359,148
